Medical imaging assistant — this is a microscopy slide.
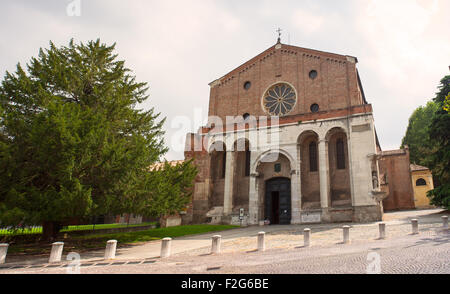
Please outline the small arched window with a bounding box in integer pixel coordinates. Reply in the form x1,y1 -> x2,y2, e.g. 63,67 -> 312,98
336,138 -> 346,170
309,141 -> 318,172
416,178 -> 426,186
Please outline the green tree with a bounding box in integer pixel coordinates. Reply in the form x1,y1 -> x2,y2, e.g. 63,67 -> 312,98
0,39 -> 171,239
427,75 -> 450,209
401,101 -> 439,166
443,92 -> 450,113
137,161 -> 198,219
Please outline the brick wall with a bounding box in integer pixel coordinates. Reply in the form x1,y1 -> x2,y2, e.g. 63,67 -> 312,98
208,43 -> 364,123
379,149 -> 415,211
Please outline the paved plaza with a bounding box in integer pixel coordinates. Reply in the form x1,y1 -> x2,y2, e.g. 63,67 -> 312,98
1,208 -> 449,274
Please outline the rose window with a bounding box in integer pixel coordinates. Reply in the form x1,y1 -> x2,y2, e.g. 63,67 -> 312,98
262,83 -> 297,116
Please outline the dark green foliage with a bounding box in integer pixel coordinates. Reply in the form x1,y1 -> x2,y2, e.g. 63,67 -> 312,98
137,160 -> 198,218
0,39 -> 197,237
401,101 -> 439,166
426,76 -> 450,209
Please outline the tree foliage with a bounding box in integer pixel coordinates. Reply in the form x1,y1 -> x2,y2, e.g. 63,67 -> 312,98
138,161 -> 198,218
426,75 -> 450,209
401,101 -> 439,167
0,39 -> 197,238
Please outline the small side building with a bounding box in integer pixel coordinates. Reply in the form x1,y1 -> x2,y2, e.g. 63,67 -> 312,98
410,164 -> 435,209
378,147 -> 415,211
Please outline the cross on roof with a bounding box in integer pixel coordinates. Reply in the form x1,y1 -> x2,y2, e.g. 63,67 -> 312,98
276,28 -> 282,43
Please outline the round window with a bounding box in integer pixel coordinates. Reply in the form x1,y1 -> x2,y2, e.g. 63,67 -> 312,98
262,83 -> 297,116
310,103 -> 319,113
309,70 -> 318,80
244,81 -> 251,90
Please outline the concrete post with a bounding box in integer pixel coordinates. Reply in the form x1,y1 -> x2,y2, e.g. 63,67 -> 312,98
0,244 -> 9,264
160,238 -> 172,258
343,226 -> 350,244
443,216 -> 448,229
411,219 -> 419,234
378,223 -> 386,239
257,232 -> 265,252
304,228 -> 311,247
104,240 -> 117,260
211,235 -> 222,254
49,242 -> 64,263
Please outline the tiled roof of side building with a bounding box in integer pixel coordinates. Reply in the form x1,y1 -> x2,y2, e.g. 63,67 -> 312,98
410,164 -> 430,172
379,149 -> 407,156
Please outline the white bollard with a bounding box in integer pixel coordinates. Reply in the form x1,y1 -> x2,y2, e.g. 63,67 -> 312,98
343,226 -> 350,244
378,223 -> 386,239
104,240 -> 117,260
411,219 -> 419,234
304,228 -> 311,247
49,242 -> 64,263
211,235 -> 222,254
160,237 -> 172,258
443,216 -> 448,229
0,244 -> 9,264
257,232 -> 265,252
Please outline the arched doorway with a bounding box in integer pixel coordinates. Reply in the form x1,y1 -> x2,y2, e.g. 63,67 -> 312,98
264,177 -> 291,225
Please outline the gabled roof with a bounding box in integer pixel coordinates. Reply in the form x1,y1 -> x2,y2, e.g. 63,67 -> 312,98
209,42 -> 358,86
410,164 -> 430,172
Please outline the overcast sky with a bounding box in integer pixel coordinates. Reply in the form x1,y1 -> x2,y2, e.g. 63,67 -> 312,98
0,0 -> 449,160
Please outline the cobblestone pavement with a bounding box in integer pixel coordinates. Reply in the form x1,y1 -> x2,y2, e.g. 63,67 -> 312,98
1,209 -> 449,274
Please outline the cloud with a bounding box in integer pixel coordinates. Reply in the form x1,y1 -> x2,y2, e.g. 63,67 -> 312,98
353,0 -> 449,150
291,9 -> 324,35
0,0 -> 448,159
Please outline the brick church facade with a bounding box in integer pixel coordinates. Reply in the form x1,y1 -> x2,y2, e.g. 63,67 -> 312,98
183,40 -> 388,226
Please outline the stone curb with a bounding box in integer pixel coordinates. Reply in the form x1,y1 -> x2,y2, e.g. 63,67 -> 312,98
0,258 -> 158,271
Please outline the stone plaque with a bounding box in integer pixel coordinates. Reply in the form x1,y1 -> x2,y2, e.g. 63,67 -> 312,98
301,212 -> 321,223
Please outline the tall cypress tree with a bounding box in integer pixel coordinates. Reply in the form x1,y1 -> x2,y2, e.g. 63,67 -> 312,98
0,39 -> 170,239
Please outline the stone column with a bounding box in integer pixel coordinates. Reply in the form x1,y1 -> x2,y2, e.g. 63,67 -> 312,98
318,139 -> 329,209
248,172 -> 259,225
49,242 -> 64,263
290,169 -> 301,224
0,244 -> 8,264
223,151 -> 235,216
